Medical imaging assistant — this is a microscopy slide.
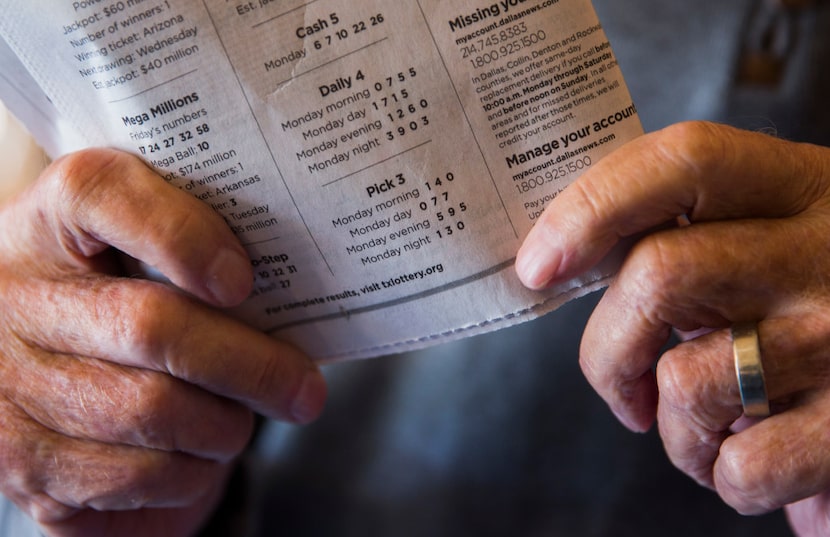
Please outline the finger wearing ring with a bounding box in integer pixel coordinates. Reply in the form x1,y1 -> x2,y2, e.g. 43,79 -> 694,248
732,322 -> 771,418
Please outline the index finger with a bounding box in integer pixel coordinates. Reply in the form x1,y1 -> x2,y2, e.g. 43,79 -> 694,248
515,121 -> 829,290
6,275 -> 327,424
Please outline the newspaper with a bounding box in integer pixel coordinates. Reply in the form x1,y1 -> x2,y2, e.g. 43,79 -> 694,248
0,0 -> 643,361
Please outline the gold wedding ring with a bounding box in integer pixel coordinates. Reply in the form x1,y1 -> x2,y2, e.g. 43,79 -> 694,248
732,323 -> 771,418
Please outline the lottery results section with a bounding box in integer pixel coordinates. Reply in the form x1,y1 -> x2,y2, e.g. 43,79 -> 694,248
205,0 -> 528,358
0,0 -> 642,360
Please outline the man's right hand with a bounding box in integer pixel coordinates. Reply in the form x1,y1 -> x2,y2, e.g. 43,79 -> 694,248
0,148 -> 327,537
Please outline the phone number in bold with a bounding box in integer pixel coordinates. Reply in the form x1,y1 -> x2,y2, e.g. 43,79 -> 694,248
467,30 -> 547,69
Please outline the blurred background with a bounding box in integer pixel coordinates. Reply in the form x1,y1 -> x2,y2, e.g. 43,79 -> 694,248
3,1 -> 829,535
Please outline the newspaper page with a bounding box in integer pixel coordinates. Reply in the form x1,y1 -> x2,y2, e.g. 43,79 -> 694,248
0,0 -> 643,361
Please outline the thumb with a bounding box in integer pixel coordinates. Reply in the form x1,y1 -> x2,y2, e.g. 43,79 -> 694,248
3,148 -> 252,307
515,122 -> 826,290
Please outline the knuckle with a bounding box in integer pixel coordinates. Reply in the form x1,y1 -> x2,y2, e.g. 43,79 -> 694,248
82,459 -> 161,509
0,432 -> 39,499
45,149 -> 144,256
617,233 -> 703,327
49,149 -> 132,212
656,348 -> 728,435
567,177 -> 614,226
623,234 -> 685,297
108,281 -> 187,367
101,454 -> 218,509
655,352 -> 728,477
656,121 -> 733,177
60,363 -> 180,452
0,408 -> 85,523
121,372 -> 179,450
79,450 -> 175,507
0,400 -> 48,493
655,350 -> 704,413
112,453 -> 166,492
715,440 -> 780,514
151,201 -> 206,240
95,367 -> 252,458
131,382 -> 253,458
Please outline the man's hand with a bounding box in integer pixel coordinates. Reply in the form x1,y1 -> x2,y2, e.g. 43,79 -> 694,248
516,122 -> 830,536
0,148 -> 327,536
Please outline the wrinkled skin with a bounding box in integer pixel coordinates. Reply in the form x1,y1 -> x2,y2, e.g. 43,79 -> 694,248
516,122 -> 830,536
0,149 -> 327,536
